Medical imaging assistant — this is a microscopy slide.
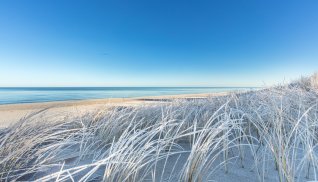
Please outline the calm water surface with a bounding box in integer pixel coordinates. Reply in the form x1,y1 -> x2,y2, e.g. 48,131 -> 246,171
0,87 -> 254,105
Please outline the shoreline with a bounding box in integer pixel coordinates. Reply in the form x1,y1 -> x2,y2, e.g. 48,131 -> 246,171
0,92 -> 228,111
0,92 -> 228,128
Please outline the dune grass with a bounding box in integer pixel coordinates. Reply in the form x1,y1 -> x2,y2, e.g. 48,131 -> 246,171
1,74 -> 318,181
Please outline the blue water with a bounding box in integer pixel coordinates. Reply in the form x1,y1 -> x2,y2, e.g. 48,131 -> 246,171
0,87 -> 254,105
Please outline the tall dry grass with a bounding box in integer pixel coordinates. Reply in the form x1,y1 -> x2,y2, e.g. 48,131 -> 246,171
0,74 -> 318,181
289,72 -> 318,92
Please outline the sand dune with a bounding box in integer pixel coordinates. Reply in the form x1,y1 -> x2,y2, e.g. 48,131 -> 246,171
1,78 -> 318,181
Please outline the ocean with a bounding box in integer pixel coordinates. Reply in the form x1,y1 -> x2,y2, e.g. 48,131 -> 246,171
0,87 -> 254,105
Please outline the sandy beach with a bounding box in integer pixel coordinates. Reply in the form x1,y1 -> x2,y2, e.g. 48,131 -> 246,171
0,92 -> 227,128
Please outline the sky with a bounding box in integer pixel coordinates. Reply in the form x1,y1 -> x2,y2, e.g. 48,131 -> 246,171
0,0 -> 318,87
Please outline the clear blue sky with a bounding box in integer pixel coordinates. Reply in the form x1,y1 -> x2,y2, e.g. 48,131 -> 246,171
0,0 -> 317,87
